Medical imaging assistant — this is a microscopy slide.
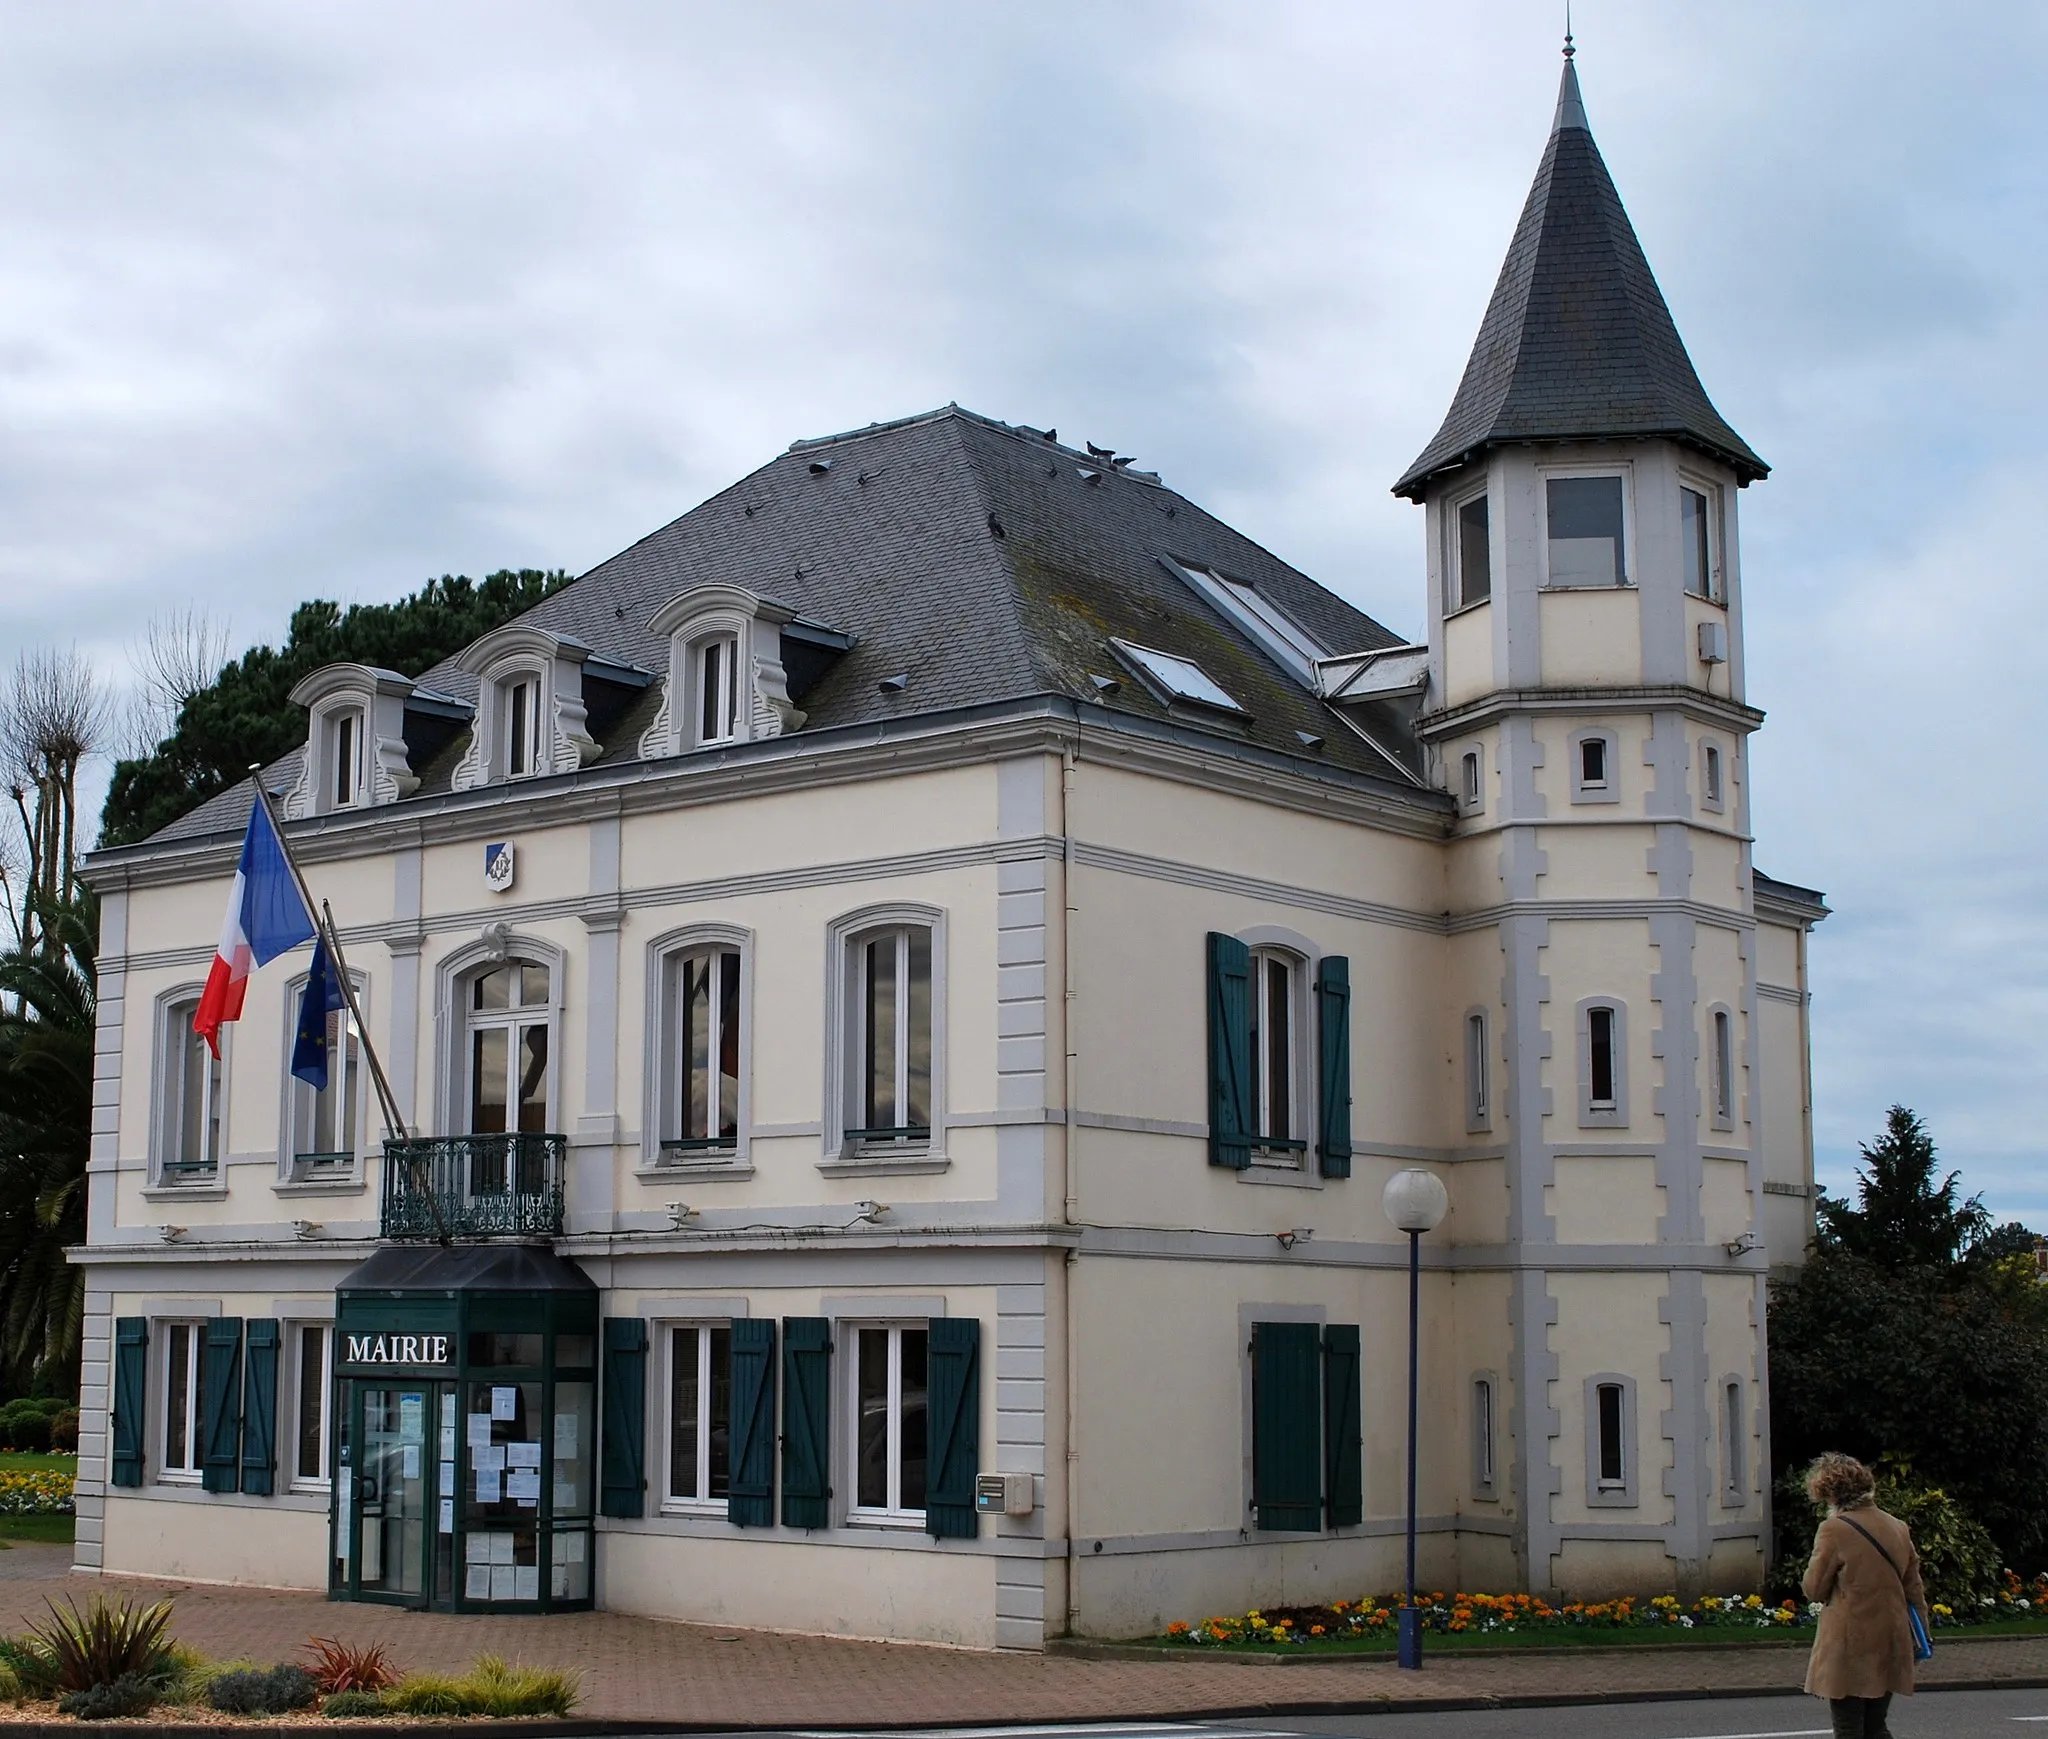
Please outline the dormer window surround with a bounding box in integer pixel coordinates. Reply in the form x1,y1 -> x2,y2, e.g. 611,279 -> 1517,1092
282,665 -> 423,818
639,584 -> 807,760
449,626 -> 603,793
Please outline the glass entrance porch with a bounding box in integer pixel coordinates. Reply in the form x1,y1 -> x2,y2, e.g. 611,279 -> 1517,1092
332,1244 -> 597,1613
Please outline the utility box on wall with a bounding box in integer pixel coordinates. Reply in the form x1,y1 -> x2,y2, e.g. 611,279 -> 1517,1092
975,1471 -> 1034,1517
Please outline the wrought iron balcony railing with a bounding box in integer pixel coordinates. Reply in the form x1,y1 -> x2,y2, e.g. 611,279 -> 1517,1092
381,1133 -> 566,1240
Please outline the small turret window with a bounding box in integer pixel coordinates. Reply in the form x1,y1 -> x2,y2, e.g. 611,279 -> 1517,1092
1455,492 -> 1491,608
1681,486 -> 1717,600
1546,476 -> 1626,587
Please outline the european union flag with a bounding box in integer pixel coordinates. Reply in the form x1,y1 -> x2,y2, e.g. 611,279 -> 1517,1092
291,934 -> 348,1091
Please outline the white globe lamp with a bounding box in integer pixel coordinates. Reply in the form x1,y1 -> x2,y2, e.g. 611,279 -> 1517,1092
1383,1165 -> 1447,1671
1382,1167 -> 1449,1235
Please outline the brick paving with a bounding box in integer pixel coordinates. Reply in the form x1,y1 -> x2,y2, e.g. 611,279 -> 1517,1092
1,1548 -> 2045,1726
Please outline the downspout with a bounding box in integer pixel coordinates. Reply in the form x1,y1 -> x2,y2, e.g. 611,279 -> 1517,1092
1060,742 -> 1081,1635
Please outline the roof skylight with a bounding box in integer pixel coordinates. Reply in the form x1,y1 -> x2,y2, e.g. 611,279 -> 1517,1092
1109,638 -> 1246,714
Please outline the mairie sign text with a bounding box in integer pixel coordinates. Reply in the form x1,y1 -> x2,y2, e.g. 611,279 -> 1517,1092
346,1333 -> 452,1366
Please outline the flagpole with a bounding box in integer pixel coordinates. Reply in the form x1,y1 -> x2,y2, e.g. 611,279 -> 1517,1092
247,772 -> 408,1141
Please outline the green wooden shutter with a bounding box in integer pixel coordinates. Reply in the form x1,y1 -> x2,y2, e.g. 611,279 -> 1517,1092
926,1317 -> 980,1539
1207,932 -> 1253,1169
1322,1323 -> 1363,1528
1252,1321 -> 1321,1531
200,1317 -> 244,1493
780,1318 -> 832,1530
111,1318 -> 147,1487
239,1319 -> 281,1496
728,1318 -> 778,1528
1316,955 -> 1353,1178
599,1318 -> 648,1518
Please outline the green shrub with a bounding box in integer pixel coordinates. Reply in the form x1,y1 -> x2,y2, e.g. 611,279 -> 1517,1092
0,1662 -> 22,1703
0,1407 -> 50,1453
206,1663 -> 318,1715
322,1689 -> 390,1718
20,1595 -> 175,1695
153,1643 -> 219,1707
57,1673 -> 157,1720
49,1408 -> 78,1453
1771,1458 -> 2005,1608
381,1672 -> 467,1716
383,1656 -> 579,1718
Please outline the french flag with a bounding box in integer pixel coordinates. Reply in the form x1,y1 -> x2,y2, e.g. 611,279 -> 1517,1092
193,797 -> 317,1056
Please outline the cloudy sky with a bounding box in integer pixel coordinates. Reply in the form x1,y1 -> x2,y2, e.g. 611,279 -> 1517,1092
2,2 -> 2043,1218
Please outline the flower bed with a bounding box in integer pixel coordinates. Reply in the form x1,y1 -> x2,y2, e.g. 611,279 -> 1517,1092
1159,1572 -> 2048,1649
0,1467 -> 73,1516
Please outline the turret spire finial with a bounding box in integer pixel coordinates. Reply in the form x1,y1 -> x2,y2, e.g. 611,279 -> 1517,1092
1564,2 -> 1575,60
1552,10 -> 1588,133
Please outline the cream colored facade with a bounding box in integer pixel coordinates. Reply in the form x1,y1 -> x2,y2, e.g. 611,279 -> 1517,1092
73,58 -> 1825,1648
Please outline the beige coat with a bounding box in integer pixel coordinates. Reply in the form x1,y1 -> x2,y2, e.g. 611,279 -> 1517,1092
1802,1503 -> 1929,1699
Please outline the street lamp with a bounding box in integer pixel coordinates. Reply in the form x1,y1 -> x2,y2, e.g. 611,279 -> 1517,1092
1383,1167 -> 1449,1670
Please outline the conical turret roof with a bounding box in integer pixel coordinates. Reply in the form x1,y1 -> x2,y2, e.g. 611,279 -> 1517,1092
1393,55 -> 1766,500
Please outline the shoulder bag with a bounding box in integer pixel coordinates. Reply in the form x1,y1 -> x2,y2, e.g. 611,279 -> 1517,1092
1838,1512 -> 1934,1661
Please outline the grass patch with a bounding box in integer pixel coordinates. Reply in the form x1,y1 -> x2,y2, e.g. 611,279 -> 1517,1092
0,1513 -> 73,1545
383,1655 -> 579,1718
0,1453 -> 76,1478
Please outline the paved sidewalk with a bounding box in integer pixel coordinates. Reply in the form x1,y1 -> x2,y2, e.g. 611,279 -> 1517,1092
2,1554 -> 2045,1726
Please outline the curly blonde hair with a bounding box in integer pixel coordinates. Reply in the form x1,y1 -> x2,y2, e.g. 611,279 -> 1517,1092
1806,1452 -> 1876,1510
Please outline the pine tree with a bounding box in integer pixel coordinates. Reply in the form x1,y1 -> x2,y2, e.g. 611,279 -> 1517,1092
1814,1104 -> 1993,1270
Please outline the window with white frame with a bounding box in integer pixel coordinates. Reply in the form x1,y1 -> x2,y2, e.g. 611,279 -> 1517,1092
327,707 -> 365,810
292,1323 -> 331,1487
1701,740 -> 1725,812
502,674 -> 542,778
289,996 -> 362,1176
693,636 -> 741,747
1452,488 -> 1491,609
659,946 -> 741,1156
1570,729 -> 1618,803
665,1323 -> 732,1507
1247,949 -> 1307,1166
1711,1006 -> 1736,1129
1458,746 -> 1484,815
160,1322 -> 203,1481
159,997 -> 225,1182
1585,1372 -> 1638,1506
1471,1373 -> 1498,1498
467,960 -> 552,1137
1545,475 -> 1628,587
1680,483 -> 1719,601
1721,1378 -> 1746,1503
1579,999 -> 1627,1127
1465,1010 -> 1491,1132
851,1324 -> 927,1522
848,925 -> 932,1145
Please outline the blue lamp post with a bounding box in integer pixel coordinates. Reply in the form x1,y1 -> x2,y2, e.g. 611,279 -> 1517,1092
1382,1167 -> 1449,1670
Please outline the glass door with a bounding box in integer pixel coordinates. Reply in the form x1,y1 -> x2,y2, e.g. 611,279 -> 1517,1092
350,1384 -> 431,1604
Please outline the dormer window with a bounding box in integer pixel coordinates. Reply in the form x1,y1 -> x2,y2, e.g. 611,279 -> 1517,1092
1546,475 -> 1627,587
282,665 -> 425,818
504,675 -> 540,778
328,708 -> 363,809
695,636 -> 741,746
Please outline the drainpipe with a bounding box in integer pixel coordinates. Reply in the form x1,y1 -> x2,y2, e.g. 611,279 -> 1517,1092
1060,742 -> 1081,1635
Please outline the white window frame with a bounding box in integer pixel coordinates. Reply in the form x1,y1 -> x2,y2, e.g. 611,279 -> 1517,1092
1700,738 -> 1727,814
1446,482 -> 1493,613
501,672 -> 543,780
691,633 -> 742,748
1720,1375 -> 1747,1505
1246,947 -> 1310,1169
1457,745 -> 1485,816
643,925 -> 752,1173
1540,465 -> 1634,590
1577,997 -> 1628,1128
1569,728 -> 1620,805
846,1321 -> 928,1528
430,934 -> 566,1143
1464,1008 -> 1492,1134
1679,475 -> 1724,603
153,987 -> 227,1188
823,904 -> 947,1170
158,1320 -> 204,1485
1584,1372 -> 1638,1507
1709,1004 -> 1737,1131
463,958 -> 555,1137
326,706 -> 365,811
279,967 -> 369,1186
661,1321 -> 732,1515
1471,1371 -> 1499,1499
289,1320 -> 333,1491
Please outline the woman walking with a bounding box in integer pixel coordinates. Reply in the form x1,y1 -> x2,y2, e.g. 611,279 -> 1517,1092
1802,1453 -> 1929,1739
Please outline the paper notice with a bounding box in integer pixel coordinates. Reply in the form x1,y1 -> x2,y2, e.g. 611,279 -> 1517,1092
440,1425 -> 456,1460
464,1531 -> 490,1564
465,1564 -> 491,1600
489,1565 -> 515,1601
438,1498 -> 454,1534
473,1443 -> 507,1473
401,1444 -> 421,1482
553,1479 -> 576,1510
439,1461 -> 455,1492
476,1468 -> 501,1504
507,1441 -> 540,1469
489,1531 -> 515,1564
490,1386 -> 518,1421
337,1468 -> 352,1504
551,1563 -> 569,1599
467,1413 -> 494,1449
562,1531 -> 585,1563
505,1468 -> 541,1503
513,1566 -> 539,1601
399,1394 -> 425,1439
553,1414 -> 578,1459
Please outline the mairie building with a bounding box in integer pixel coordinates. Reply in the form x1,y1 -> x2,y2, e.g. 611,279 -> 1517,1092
73,54 -> 1825,1648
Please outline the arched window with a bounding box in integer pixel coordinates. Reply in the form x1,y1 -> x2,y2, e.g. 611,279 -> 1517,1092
156,993 -> 225,1184
693,635 -> 741,747
1710,1005 -> 1736,1130
1577,998 -> 1628,1127
466,960 -> 552,1137
659,943 -> 743,1155
1247,947 -> 1308,1167
285,971 -> 365,1182
826,904 -> 946,1166
1464,1009 -> 1491,1132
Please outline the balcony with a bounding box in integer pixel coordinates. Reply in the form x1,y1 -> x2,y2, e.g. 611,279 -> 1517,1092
380,1133 -> 566,1240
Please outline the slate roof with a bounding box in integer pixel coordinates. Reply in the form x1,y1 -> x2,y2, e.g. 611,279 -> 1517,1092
1393,56 -> 1767,500
144,407 -> 1417,847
